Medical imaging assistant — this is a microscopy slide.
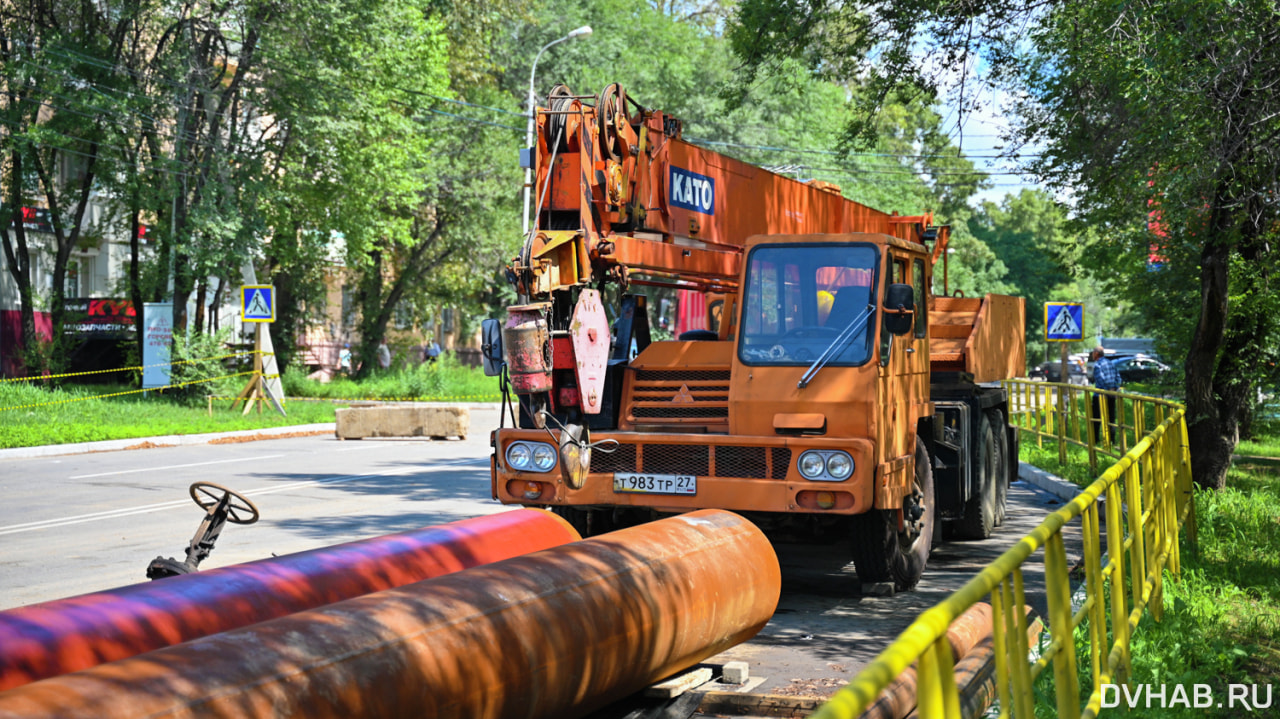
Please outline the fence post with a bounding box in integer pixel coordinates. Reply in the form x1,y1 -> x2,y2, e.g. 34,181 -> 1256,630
1105,476 -> 1131,682
1125,461 -> 1146,619
916,636 -> 961,719
1163,426 -> 1182,578
1010,569 -> 1036,718
1045,532 -> 1081,717
1057,383 -> 1067,465
1177,415 -> 1198,555
1037,384 -> 1046,449
1086,387 -> 1098,476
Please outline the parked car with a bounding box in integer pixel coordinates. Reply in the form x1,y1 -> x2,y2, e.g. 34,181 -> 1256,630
1113,355 -> 1170,383
1033,359 -> 1089,385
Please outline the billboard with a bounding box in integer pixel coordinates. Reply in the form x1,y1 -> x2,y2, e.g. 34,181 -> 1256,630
62,298 -> 137,338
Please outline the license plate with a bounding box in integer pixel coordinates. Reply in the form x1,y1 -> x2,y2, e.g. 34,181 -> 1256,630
613,473 -> 697,495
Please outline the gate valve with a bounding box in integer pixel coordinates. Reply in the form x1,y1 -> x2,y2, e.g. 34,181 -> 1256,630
146,482 -> 260,580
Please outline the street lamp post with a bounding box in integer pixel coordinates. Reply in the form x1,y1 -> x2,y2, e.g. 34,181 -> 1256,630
522,25 -> 592,236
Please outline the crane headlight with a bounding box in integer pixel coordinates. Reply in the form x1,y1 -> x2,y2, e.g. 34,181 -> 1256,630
797,450 -> 855,481
506,441 -> 557,473
799,451 -> 826,479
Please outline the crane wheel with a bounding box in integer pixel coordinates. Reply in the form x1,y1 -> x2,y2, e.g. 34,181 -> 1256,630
989,408 -> 1009,527
955,411 -> 1000,539
850,438 -> 934,592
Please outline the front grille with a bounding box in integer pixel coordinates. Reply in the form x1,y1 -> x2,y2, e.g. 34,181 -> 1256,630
643,444 -> 710,475
634,369 -> 731,382
771,448 -> 793,479
715,446 -> 768,479
591,443 -> 636,474
625,367 -> 731,426
588,443 -> 790,480
633,406 -> 729,419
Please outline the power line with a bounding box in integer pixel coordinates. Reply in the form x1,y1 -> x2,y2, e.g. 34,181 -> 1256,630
0,131 -> 204,182
414,109 -> 522,132
35,42 -> 525,137
686,137 -> 1041,160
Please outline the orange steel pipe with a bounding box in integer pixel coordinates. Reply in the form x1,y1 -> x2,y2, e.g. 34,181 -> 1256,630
0,509 -> 779,719
0,509 -> 580,691
857,603 -> 994,719
902,610 -> 1045,719
0,509 -> 776,718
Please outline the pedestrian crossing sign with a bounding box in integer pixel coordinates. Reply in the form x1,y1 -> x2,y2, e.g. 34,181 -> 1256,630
241,285 -> 276,323
1045,302 -> 1084,341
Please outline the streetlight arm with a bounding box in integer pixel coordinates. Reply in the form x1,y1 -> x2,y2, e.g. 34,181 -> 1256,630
522,26 -> 592,236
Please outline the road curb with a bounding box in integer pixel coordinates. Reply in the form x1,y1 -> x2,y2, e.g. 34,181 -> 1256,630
0,424 -> 337,461
1018,461 -> 1081,502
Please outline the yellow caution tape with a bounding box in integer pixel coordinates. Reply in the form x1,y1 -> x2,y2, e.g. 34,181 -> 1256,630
206,393 -> 504,403
0,372 -> 257,412
0,352 -> 269,384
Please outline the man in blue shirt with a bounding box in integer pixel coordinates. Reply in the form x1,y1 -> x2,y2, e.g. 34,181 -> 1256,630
1090,347 -> 1123,444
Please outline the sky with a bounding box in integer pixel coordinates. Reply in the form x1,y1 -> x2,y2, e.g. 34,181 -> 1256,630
937,84 -> 1049,208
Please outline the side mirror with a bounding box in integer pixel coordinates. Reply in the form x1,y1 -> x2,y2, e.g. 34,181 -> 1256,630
883,283 -> 915,336
481,318 -> 504,377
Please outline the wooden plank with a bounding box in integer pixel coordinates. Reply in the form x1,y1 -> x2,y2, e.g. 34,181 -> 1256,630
644,667 -> 714,699
696,691 -> 826,718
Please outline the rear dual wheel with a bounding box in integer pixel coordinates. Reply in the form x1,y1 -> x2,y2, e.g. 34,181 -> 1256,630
850,437 -> 934,592
955,409 -> 1009,539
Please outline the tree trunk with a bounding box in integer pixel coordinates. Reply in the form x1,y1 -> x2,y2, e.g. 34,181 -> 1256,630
353,250 -> 386,380
129,203 -> 145,376
1183,191 -> 1234,489
31,143 -> 99,374
273,272 -> 300,371
194,278 -> 207,334
2,151 -> 39,374
208,277 -> 224,333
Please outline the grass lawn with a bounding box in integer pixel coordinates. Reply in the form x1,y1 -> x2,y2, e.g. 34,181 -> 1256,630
282,354 -> 500,402
0,355 -> 503,449
1237,435 -> 1280,459
1024,433 -> 1280,715
0,380 -> 347,449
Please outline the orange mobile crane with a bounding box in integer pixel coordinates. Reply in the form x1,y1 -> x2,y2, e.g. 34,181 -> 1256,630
483,84 -> 1025,590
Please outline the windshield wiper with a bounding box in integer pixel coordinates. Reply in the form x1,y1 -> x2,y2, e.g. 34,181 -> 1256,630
797,305 -> 874,389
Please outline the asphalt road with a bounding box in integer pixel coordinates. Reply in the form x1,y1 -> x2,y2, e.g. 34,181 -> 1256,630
0,416 -> 503,607
0,407 -> 1082,702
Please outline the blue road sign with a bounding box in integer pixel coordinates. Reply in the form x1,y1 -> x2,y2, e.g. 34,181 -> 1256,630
241,285 -> 276,323
1045,302 -> 1084,342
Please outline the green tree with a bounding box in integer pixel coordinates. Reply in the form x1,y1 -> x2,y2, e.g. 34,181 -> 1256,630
724,0 -> 1280,489
970,189 -> 1073,358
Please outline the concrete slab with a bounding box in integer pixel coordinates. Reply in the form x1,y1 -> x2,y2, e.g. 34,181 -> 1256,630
335,405 -> 469,440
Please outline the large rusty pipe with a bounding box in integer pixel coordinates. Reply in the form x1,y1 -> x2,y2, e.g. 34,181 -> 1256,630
0,509 -> 579,691
904,609 -> 1045,719
858,604 -> 1042,719
0,509 -> 780,719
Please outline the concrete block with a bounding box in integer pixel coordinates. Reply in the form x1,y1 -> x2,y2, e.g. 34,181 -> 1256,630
335,405 -> 469,440
862,581 -> 896,597
721,660 -> 750,685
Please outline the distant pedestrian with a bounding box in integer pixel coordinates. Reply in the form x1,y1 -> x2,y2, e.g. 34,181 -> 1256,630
377,339 -> 391,372
1090,347 -> 1123,444
338,343 -> 352,375
423,339 -> 441,363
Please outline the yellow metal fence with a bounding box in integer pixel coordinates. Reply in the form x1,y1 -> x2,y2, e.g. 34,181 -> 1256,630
813,381 -> 1196,719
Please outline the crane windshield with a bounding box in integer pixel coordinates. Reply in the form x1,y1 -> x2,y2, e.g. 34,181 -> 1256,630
738,243 -> 879,367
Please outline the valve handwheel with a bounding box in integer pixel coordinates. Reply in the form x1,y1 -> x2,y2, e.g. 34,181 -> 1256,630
189,481 -> 260,525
